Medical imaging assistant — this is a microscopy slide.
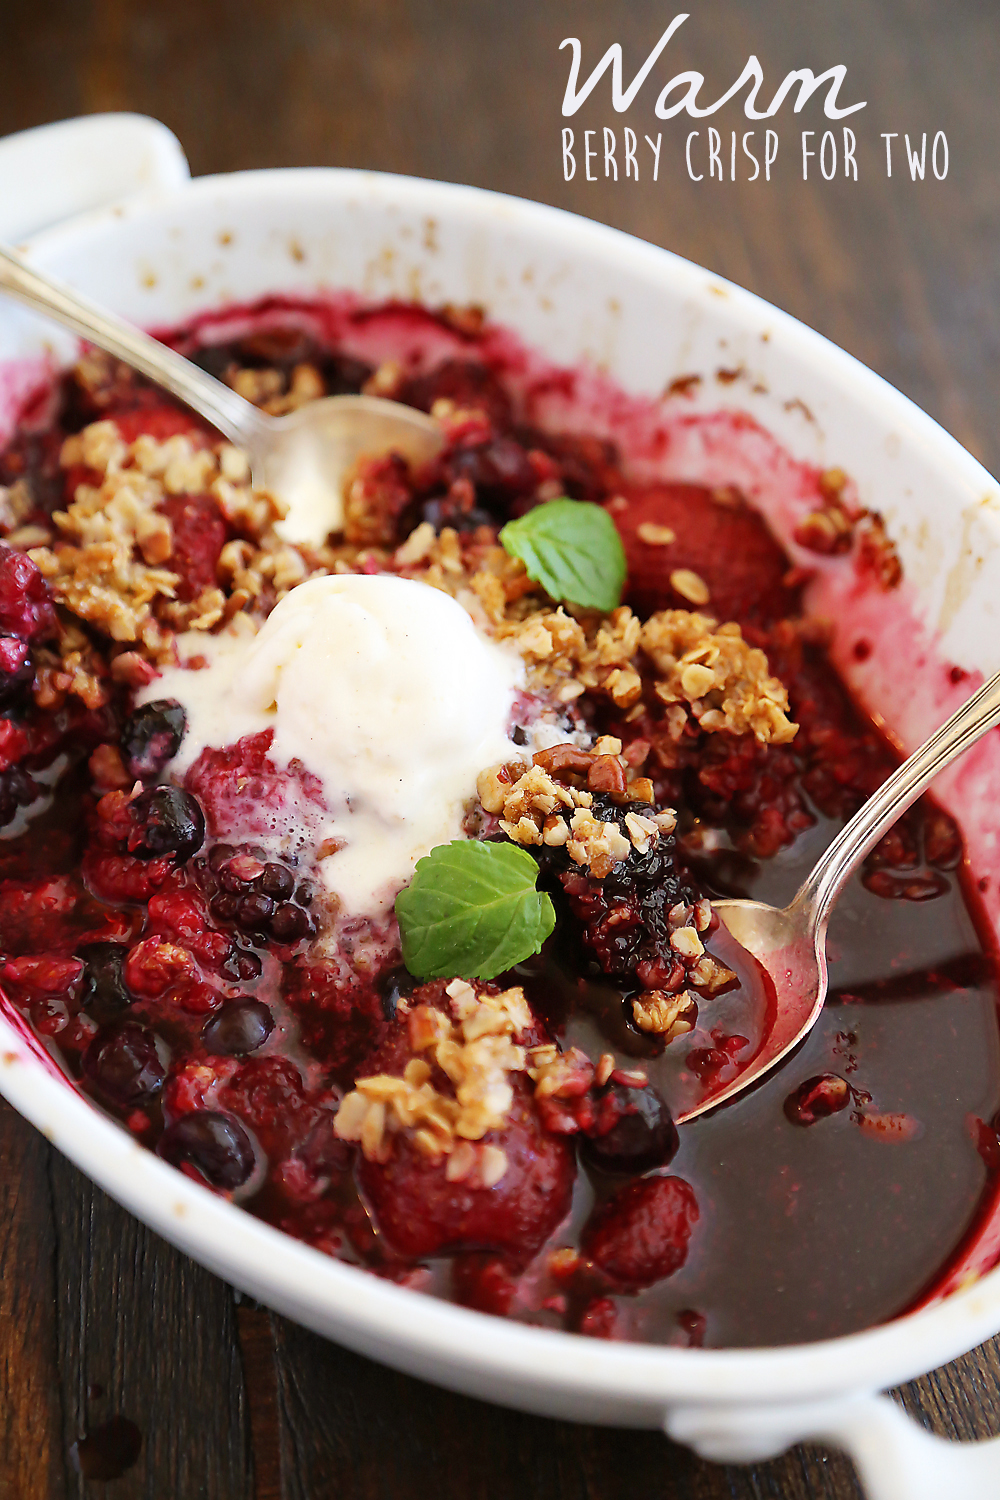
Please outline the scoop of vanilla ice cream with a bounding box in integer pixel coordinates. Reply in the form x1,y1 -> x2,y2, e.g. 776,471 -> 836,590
142,574 -> 525,913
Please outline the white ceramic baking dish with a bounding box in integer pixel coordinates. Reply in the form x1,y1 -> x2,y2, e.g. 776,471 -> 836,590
0,113 -> 999,1500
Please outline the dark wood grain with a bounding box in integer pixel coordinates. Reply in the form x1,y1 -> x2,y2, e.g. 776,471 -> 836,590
0,1 -> 997,1496
47,1148 -> 252,1500
0,1100 -> 61,1500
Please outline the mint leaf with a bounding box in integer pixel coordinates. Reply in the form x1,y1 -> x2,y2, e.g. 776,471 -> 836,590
396,840 -> 556,981
500,498 -> 626,612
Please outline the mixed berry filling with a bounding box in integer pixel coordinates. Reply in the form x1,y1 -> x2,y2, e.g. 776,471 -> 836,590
0,303 -> 995,1350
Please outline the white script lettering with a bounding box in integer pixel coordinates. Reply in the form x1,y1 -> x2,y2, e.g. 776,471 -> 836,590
561,17 -> 866,121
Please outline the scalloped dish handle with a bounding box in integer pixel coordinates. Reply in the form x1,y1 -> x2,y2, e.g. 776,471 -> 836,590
0,113 -> 189,242
665,1391 -> 1000,1500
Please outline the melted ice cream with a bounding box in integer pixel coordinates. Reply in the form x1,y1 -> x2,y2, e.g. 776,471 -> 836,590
141,575 -> 525,913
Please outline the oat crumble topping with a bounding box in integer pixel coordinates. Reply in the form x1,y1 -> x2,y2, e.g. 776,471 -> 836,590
334,982 -> 534,1176
632,991 -> 699,1039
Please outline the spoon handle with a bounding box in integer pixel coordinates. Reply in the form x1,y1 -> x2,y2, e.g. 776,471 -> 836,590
0,242 -> 261,449
793,666 -> 1000,939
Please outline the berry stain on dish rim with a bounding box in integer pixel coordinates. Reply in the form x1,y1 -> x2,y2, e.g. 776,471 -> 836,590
0,293 -> 996,1351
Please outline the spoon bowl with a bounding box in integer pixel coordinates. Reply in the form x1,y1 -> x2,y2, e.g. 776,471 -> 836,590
0,242 -> 443,543
673,896 -> 823,1124
250,393 -> 445,546
678,664 -> 1000,1121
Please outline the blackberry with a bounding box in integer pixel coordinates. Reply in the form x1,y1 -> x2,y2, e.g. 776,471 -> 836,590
259,863 -> 294,900
533,793 -> 696,984
196,843 -> 315,946
120,700 -> 187,778
220,945 -> 263,983
269,903 -> 312,941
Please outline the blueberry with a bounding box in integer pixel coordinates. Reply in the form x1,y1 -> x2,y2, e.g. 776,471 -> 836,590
269,903 -> 312,942
378,966 -> 413,1022
126,785 -> 205,863
0,765 -> 39,827
120,699 -> 187,778
581,1084 -> 679,1174
220,947 -> 263,983
83,1020 -> 166,1106
210,892 -> 240,922
157,1111 -> 257,1190
76,941 -> 133,1021
202,998 -> 274,1056
260,863 -> 294,901
220,864 -> 249,894
209,843 -> 236,872
237,892 -> 275,930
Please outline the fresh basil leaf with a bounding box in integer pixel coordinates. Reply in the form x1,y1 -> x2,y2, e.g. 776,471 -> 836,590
395,839 -> 556,981
499,498 -> 627,612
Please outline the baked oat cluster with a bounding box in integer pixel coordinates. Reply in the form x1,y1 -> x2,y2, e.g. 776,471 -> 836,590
336,981 -> 533,1177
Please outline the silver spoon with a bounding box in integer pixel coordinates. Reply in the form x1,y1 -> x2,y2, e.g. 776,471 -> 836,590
676,666 -> 1000,1123
0,243 -> 442,546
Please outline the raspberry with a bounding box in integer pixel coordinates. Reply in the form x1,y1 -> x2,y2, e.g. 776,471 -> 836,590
281,962 -> 387,1080
357,1079 -> 575,1260
0,717 -> 31,772
582,1174 -> 698,1289
124,938 -> 195,999
618,481 -> 799,627
146,888 -> 210,941
0,543 -> 55,640
82,851 -> 175,904
451,1254 -> 522,1316
185,731 -> 324,843
110,404 -> 206,445
0,636 -> 33,704
0,875 -> 78,952
219,1056 -> 310,1158
578,1296 -> 621,1340
162,1058 -> 235,1117
156,494 -> 227,602
0,952 -> 83,999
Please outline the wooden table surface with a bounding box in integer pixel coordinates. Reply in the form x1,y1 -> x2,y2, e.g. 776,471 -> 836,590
0,1 -> 999,1495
